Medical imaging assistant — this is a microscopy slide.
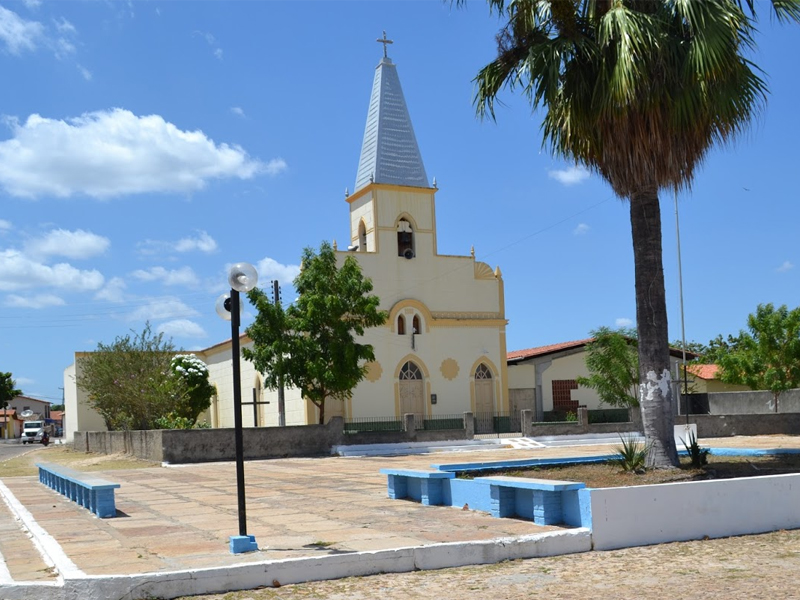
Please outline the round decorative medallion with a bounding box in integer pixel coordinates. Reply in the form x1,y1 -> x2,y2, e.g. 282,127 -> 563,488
364,361 -> 383,382
440,358 -> 459,381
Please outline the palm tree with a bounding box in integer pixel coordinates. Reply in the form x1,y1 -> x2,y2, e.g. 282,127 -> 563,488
464,0 -> 799,466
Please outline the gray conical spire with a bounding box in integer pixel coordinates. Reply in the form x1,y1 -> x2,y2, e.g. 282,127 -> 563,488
354,55 -> 429,191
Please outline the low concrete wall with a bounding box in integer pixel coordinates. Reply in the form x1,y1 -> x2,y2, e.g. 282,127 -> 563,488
693,413 -> 800,437
521,408 -> 639,437
74,430 -> 164,462
587,473 -> 800,551
75,416 -> 470,463
705,389 -> 800,414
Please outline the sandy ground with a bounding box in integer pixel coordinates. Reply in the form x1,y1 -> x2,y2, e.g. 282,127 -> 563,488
180,528 -> 800,600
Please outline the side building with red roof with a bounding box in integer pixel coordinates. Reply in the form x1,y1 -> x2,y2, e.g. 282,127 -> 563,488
507,339 -> 699,420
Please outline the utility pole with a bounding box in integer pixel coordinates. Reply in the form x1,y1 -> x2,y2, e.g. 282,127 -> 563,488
273,280 -> 286,427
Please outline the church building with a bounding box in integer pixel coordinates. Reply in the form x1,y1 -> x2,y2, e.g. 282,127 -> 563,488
63,41 -> 509,437
322,42 -> 509,425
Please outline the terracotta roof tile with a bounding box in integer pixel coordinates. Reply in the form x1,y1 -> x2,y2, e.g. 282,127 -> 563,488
685,363 -> 720,380
507,338 -> 595,361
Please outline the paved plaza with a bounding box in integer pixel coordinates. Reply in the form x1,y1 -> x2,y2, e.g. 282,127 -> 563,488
1,435 -> 800,598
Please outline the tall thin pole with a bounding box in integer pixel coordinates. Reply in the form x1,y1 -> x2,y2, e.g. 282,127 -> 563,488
273,279 -> 286,427
674,189 -> 689,425
230,289 -> 248,536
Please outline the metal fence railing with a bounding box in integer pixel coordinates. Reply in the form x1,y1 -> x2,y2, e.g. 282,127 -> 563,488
473,411 -> 521,437
588,408 -> 630,424
422,414 -> 465,431
536,410 -> 579,424
343,416 -> 403,434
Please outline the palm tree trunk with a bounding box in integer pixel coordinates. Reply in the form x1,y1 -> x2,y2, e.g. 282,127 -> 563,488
630,187 -> 679,468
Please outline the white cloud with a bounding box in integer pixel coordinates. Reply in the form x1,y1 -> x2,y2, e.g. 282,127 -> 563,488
13,376 -> 34,387
573,223 -> 590,236
776,261 -> 794,273
264,158 -> 287,176
194,30 -> 223,60
175,231 -> 217,254
157,319 -> 207,339
0,109 -> 274,199
548,165 -> 590,186
131,266 -> 199,287
94,277 -> 126,302
0,219 -> 10,232
230,106 -> 245,118
5,293 -> 65,308
615,317 -> 633,328
77,64 -> 92,81
255,257 -> 300,286
127,297 -> 200,322
0,5 -> 44,54
24,229 -> 110,260
54,17 -> 76,35
0,249 -> 103,291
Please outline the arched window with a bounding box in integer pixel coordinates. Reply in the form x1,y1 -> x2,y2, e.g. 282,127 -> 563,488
397,219 -> 414,258
475,363 -> 493,380
399,361 -> 422,380
397,314 -> 406,335
358,220 -> 367,252
412,315 -> 421,335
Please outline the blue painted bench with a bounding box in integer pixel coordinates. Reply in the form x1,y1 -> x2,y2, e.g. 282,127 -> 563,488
36,462 -> 120,518
475,476 -> 585,525
379,468 -> 455,506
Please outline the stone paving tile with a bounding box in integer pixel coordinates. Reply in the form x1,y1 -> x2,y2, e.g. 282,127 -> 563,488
1,435 -> 799,581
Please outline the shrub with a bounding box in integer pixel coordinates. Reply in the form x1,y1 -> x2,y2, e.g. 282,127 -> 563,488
682,431 -> 710,467
613,434 -> 651,473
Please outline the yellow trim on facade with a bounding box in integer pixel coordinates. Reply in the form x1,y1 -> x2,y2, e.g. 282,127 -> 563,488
499,330 -> 510,411
305,399 -> 316,425
346,182 -> 436,204
431,319 -> 508,328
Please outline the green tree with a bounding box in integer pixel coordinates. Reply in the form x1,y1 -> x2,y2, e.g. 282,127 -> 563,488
577,327 -> 638,408
0,372 -> 22,409
244,241 -> 388,425
463,0 -> 799,467
77,324 -> 189,430
1,373 -> 22,439
170,354 -> 214,424
718,303 -> 800,411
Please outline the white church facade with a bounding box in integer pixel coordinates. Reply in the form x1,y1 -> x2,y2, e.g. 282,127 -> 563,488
63,44 -> 509,438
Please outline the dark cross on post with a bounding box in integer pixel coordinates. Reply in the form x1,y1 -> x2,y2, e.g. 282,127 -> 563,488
377,31 -> 393,58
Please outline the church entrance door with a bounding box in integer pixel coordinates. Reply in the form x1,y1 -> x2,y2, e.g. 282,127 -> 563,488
399,361 -> 424,426
474,364 -> 495,434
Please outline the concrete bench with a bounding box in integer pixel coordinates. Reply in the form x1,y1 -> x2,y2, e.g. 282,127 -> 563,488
379,468 -> 455,505
36,462 -> 120,518
475,476 -> 585,526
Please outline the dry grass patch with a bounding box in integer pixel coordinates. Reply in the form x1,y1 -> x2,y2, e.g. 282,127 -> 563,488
0,445 -> 159,478
464,454 -> 800,488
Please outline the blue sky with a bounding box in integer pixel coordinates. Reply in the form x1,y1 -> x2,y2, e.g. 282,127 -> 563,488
1,1 -> 798,404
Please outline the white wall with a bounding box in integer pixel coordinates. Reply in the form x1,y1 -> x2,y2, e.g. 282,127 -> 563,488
588,473 -> 800,551
63,357 -> 107,442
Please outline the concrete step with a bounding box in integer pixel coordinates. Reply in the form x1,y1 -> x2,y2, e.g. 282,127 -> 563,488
333,439 -> 509,457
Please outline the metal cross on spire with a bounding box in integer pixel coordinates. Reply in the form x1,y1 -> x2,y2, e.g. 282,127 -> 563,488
377,30 -> 393,58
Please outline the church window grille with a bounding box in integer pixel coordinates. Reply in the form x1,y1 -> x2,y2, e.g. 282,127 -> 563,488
475,363 -> 492,379
399,361 -> 422,380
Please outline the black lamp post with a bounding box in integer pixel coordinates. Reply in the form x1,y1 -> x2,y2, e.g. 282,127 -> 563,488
216,262 -> 259,554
